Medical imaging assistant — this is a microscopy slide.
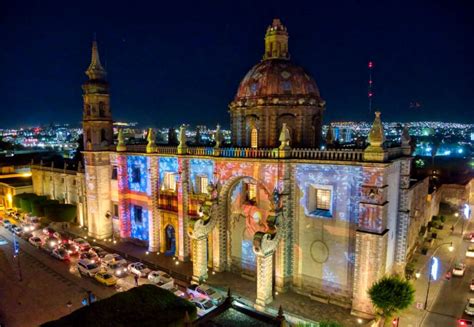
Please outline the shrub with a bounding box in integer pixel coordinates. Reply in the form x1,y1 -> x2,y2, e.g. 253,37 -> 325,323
440,215 -> 446,223
432,216 -> 439,221
44,204 -> 77,222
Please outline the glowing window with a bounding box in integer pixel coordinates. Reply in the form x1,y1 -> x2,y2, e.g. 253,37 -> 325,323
251,128 -> 258,148
197,175 -> 209,194
316,189 -> 331,211
164,172 -> 177,191
246,183 -> 257,203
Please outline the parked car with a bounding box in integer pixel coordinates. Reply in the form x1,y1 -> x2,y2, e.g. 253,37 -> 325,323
51,247 -> 70,261
466,246 -> 474,258
187,284 -> 224,305
22,223 -> 35,233
465,298 -> 474,316
94,271 -> 117,286
106,262 -> 128,278
2,219 -> 12,228
29,217 -> 41,229
42,227 -> 56,237
90,246 -> 109,258
74,238 -> 91,251
80,251 -> 100,264
128,262 -> 151,277
28,236 -> 43,247
56,232 -> 73,244
62,243 -> 79,255
169,287 -> 186,298
453,263 -> 466,277
191,298 -> 216,317
12,225 -> 23,236
148,270 -> 174,286
102,253 -> 127,266
77,259 -> 101,277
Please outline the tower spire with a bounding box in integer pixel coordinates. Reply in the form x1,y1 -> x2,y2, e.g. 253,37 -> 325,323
86,40 -> 107,80
263,18 -> 290,60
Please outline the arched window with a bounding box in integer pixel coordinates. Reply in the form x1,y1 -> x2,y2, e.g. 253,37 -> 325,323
251,128 -> 258,148
101,129 -> 107,142
99,102 -> 105,117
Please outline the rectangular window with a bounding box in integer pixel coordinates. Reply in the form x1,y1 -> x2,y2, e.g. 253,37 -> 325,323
316,189 -> 331,211
133,205 -> 143,224
163,172 -> 177,191
111,166 -> 118,180
132,166 -> 141,184
196,175 -> 209,194
245,183 -> 257,203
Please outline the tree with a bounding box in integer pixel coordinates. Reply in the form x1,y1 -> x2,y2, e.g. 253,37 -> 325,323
368,275 -> 415,325
44,204 -> 77,222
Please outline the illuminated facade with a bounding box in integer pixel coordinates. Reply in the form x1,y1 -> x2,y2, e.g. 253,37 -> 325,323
79,20 -> 416,318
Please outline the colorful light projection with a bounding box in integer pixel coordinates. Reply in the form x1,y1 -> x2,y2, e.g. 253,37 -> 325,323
189,159 -> 214,193
158,157 -> 178,185
130,204 -> 149,241
295,164 -> 362,222
127,156 -> 148,193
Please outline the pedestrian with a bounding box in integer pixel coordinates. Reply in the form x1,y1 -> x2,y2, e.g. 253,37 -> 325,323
450,225 -> 455,234
134,274 -> 139,287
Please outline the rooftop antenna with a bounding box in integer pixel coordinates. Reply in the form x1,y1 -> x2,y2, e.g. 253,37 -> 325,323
368,60 -> 374,114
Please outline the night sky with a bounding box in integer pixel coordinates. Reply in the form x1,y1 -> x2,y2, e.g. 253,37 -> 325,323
1,0 -> 473,128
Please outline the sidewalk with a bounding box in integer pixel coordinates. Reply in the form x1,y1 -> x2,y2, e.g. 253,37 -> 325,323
400,212 -> 462,327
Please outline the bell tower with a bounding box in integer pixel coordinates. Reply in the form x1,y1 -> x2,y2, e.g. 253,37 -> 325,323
82,40 -> 113,150
82,40 -> 113,239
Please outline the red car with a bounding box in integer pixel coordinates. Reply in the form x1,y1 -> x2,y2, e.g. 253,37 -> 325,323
42,227 -> 56,237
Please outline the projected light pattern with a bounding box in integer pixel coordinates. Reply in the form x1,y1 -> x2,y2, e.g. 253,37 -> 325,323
127,156 -> 148,193
159,157 -> 178,184
190,159 -> 214,193
130,205 -> 149,241
295,164 -> 362,222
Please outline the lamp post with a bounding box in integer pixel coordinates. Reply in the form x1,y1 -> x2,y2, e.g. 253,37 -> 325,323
423,242 -> 454,310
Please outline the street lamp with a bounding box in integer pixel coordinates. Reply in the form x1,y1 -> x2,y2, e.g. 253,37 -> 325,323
423,242 -> 454,310
415,271 -> 421,279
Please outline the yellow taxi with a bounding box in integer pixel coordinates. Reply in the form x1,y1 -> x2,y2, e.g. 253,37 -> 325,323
94,271 -> 117,286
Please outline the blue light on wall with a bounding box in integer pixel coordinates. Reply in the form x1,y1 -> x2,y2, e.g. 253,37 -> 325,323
131,204 -> 149,241
295,164 -> 362,222
159,157 -> 178,185
190,159 -> 215,193
127,156 -> 148,193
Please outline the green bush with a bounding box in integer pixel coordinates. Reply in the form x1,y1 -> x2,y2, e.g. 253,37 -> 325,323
440,215 -> 446,223
12,193 -> 36,209
44,204 -> 77,222
432,216 -> 439,221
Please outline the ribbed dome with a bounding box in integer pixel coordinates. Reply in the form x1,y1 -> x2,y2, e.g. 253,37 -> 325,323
234,59 -> 320,101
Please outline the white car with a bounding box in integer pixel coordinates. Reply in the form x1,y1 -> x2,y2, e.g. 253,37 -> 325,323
77,259 -> 101,277
22,223 -> 35,233
128,262 -> 150,277
51,247 -> 70,261
107,262 -> 128,278
187,284 -> 224,305
148,270 -> 174,285
28,236 -> 42,247
453,263 -> 466,277
466,246 -> 474,258
102,253 -> 127,266
466,298 -> 474,316
192,298 -> 216,316
169,286 -> 186,298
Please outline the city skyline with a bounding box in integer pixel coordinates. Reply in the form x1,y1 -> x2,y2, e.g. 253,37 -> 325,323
1,0 -> 473,128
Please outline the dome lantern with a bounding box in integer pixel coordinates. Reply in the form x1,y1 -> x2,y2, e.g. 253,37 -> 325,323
263,18 -> 290,61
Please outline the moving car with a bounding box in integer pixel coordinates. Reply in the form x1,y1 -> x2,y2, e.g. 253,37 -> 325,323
2,220 -> 11,228
128,262 -> 151,277
102,253 -> 127,266
62,243 -> 79,255
466,246 -> 474,258
106,262 -> 128,278
465,298 -> 474,316
42,227 -> 56,237
90,246 -> 109,258
74,238 -> 91,251
51,247 -> 70,261
41,237 -> 60,253
80,251 -> 100,264
191,298 -> 216,317
94,271 -> 117,286
148,270 -> 174,286
77,259 -> 101,277
453,263 -> 466,277
22,223 -> 35,233
12,225 -> 23,236
28,236 -> 43,247
187,284 -> 224,305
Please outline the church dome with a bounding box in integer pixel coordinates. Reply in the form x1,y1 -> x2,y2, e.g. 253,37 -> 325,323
234,59 -> 321,101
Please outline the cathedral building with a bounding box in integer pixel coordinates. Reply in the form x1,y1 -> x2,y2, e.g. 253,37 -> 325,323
33,19 -> 417,318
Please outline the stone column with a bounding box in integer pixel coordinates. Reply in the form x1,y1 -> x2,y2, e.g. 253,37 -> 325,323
255,253 -> 274,310
192,237 -> 208,284
177,157 -> 190,261
148,157 -> 160,252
